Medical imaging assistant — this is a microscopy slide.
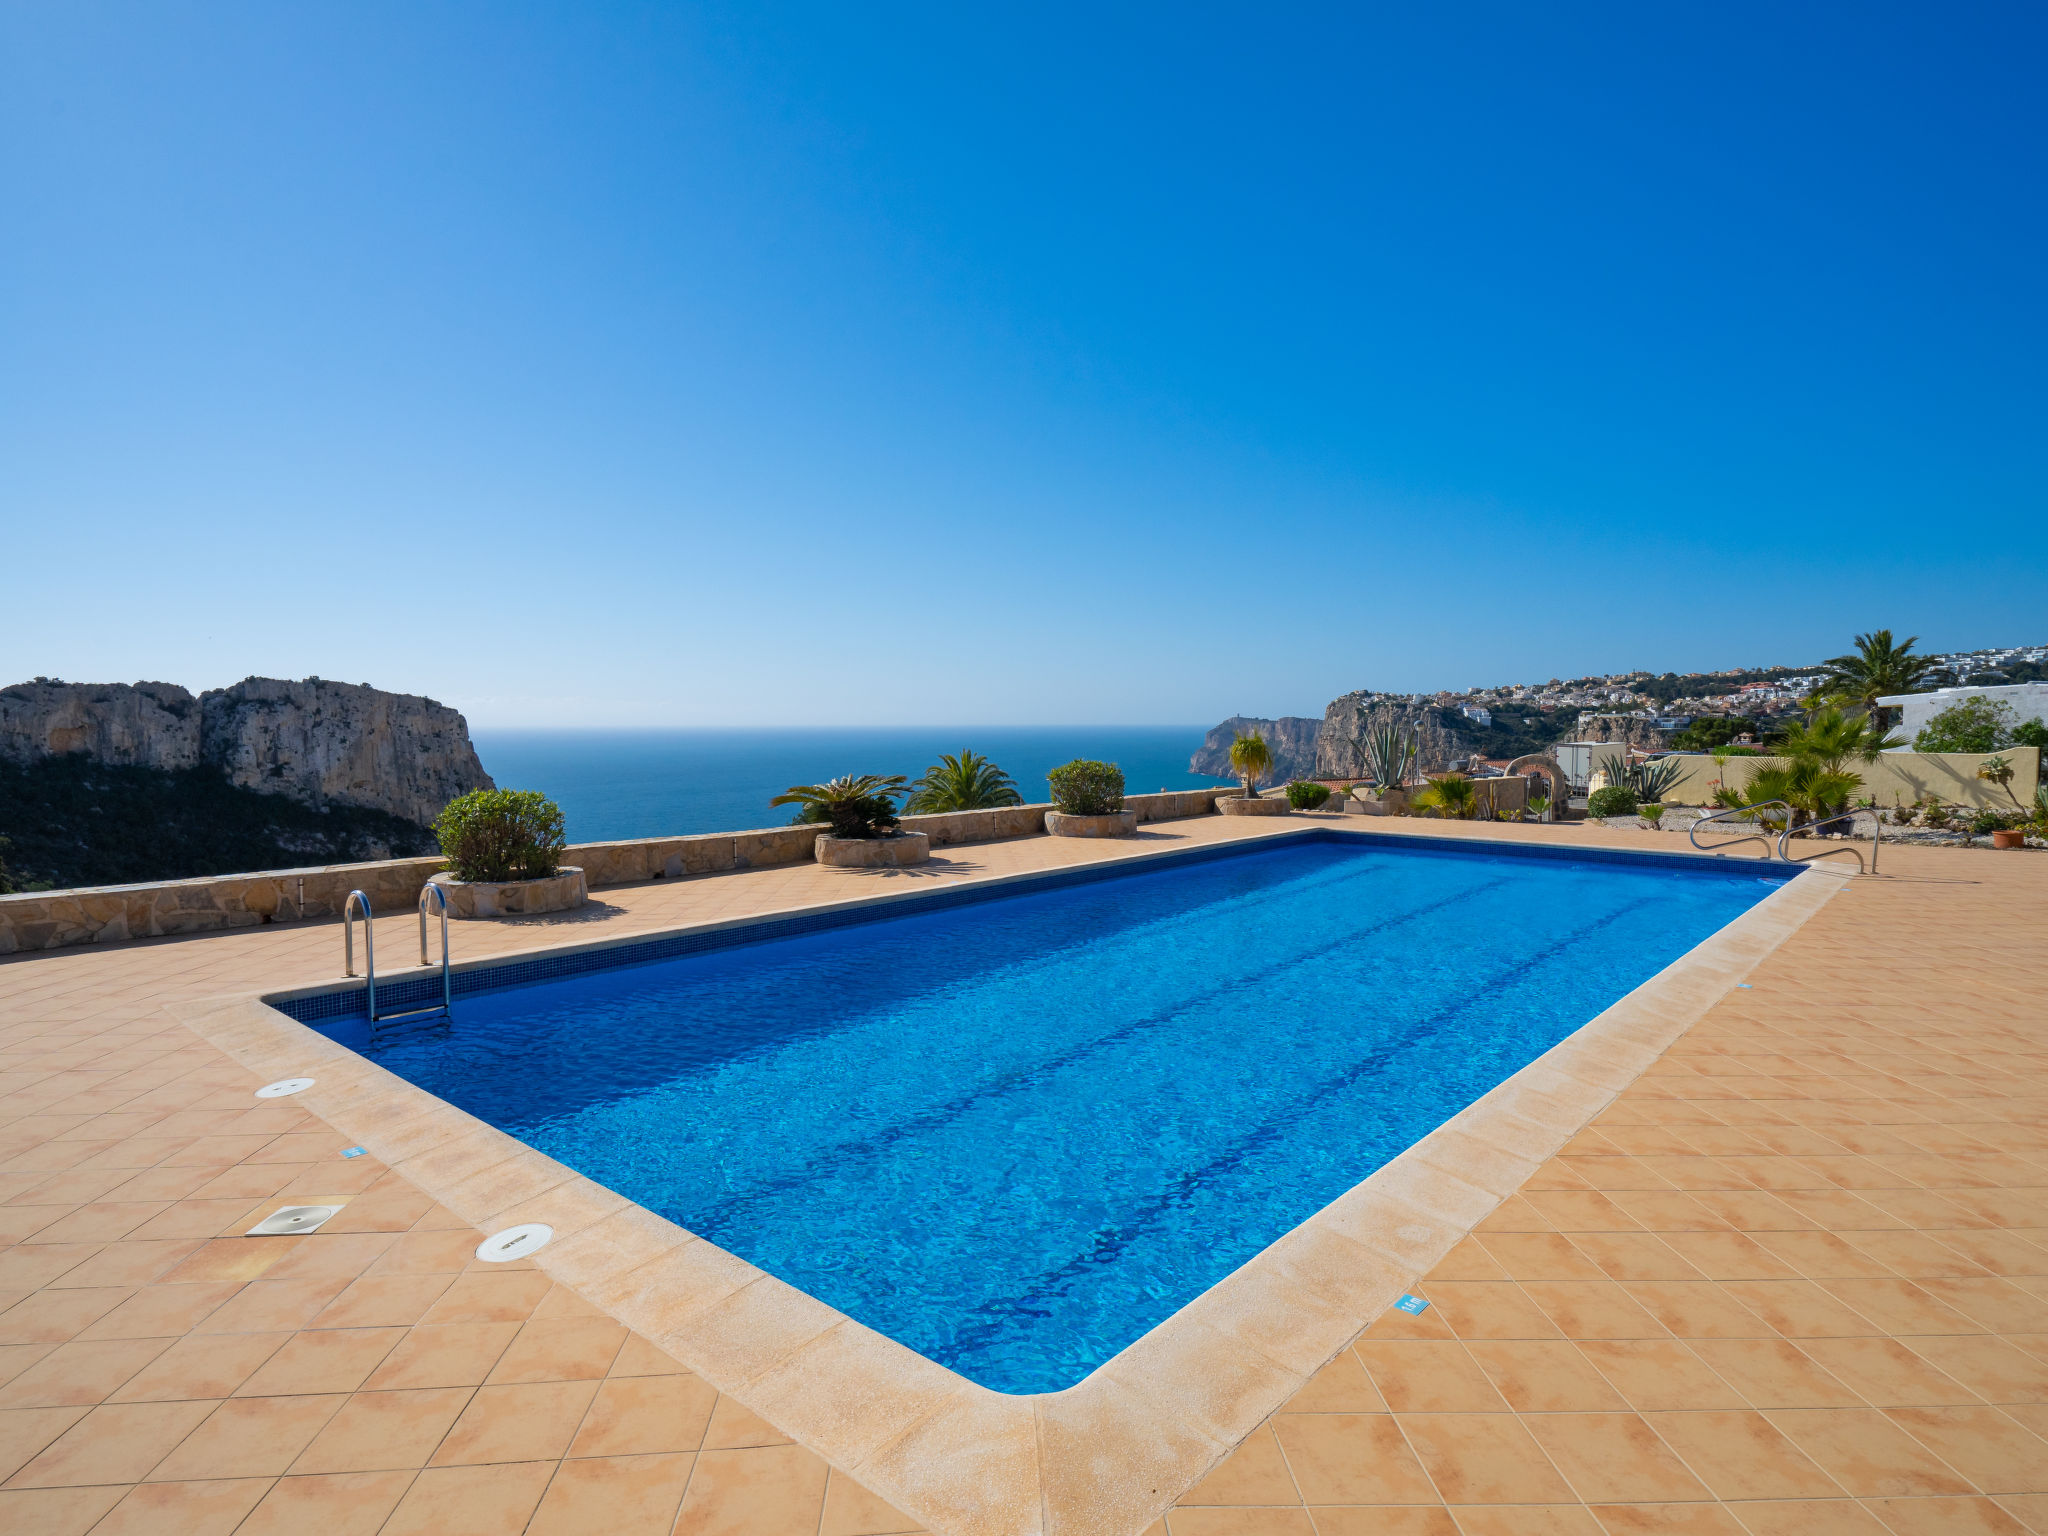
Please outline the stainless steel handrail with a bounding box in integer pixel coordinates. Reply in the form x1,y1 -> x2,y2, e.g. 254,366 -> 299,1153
1688,800 -> 1792,859
343,889 -> 376,1022
418,882 -> 452,1018
1779,805 -> 1879,874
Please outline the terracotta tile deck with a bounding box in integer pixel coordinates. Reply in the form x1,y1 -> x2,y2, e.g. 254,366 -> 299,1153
1,814 -> 2043,1536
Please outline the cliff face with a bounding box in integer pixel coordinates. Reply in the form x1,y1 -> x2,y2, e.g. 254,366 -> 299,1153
1191,716 -> 1323,782
0,676 -> 493,826
1573,714 -> 1672,752
1315,693 -> 1472,778
0,681 -> 202,770
201,678 -> 493,825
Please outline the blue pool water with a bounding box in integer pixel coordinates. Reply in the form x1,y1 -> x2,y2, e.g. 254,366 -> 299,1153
319,838 -> 1788,1393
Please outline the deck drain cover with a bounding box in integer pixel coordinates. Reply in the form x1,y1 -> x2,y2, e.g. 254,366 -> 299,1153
255,1078 -> 315,1098
247,1204 -> 342,1236
476,1223 -> 553,1263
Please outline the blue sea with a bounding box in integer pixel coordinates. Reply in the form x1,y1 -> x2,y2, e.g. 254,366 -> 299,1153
470,727 -> 1230,843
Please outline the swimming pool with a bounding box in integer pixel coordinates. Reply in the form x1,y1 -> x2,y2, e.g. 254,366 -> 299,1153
304,834 -> 1792,1393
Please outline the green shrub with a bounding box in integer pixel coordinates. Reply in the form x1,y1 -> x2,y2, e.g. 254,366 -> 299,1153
769,775 -> 907,839
433,789 -> 566,882
1914,696 -> 2017,753
2015,718 -> 2048,750
1048,759 -> 1125,815
1588,785 -> 1639,818
1286,780 -> 1332,810
1640,803 -> 1665,827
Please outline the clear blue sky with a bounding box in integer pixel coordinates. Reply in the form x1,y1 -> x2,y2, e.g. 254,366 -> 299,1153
4,4 -> 2044,726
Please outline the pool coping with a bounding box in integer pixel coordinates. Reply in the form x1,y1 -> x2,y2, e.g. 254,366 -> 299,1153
163,827 -> 1851,1536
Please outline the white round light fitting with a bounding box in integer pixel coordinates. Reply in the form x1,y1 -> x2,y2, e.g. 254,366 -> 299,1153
476,1223 -> 554,1263
256,1078 -> 315,1098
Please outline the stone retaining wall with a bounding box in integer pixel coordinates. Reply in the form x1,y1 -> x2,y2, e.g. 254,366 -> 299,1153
0,788 -> 1230,955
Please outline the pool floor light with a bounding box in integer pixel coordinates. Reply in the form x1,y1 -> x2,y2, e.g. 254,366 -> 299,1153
255,1077 -> 315,1098
247,1204 -> 343,1236
477,1223 -> 554,1262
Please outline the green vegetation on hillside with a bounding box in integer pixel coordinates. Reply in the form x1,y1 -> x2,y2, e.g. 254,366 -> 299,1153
0,756 -> 439,892
1436,706 -> 1579,761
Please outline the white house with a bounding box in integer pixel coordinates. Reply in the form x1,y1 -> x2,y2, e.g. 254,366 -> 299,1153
1876,682 -> 2048,747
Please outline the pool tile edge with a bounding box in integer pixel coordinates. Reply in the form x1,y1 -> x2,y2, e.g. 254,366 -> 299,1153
163,858 -> 1851,1536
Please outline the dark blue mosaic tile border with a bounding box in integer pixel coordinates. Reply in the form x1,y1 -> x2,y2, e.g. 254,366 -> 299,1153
272,829 -> 1794,1025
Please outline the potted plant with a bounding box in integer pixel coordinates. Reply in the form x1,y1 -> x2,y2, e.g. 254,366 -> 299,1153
1044,759 -> 1136,837
771,775 -> 930,866
428,789 -> 585,917
1219,730 -> 1288,816
1351,723 -> 1418,815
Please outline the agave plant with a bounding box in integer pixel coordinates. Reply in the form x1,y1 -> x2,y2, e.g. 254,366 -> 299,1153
1361,722 -> 1419,792
1228,730 -> 1274,799
1597,752 -> 1687,807
903,750 -> 1022,814
768,774 -> 908,840
1413,773 -> 1477,819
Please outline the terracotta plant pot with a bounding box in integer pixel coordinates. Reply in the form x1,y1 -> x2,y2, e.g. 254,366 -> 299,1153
1990,829 -> 2024,850
814,833 -> 930,868
1044,810 -> 1139,838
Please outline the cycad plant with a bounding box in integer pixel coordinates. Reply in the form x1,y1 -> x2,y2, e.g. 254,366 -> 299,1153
903,750 -> 1022,813
1413,773 -> 1477,819
1361,722 -> 1419,793
769,774 -> 908,839
1228,730 -> 1274,799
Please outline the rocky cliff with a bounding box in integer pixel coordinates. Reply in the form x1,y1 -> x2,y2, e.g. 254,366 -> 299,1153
0,681 -> 202,770
1190,716 -> 1324,782
1314,692 -> 1473,778
0,676 -> 493,825
1572,714 -> 1673,752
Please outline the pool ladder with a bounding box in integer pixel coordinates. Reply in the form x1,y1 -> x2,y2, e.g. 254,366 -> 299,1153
344,885 -> 454,1028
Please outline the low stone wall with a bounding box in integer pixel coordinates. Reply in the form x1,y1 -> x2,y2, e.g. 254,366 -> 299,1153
1650,748 -> 2039,810
0,787 -> 1231,955
0,857 -> 446,956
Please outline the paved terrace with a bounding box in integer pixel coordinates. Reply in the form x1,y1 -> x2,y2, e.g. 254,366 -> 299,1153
0,814 -> 2043,1536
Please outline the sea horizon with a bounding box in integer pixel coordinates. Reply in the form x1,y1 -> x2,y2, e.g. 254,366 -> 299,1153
470,725 -> 1231,844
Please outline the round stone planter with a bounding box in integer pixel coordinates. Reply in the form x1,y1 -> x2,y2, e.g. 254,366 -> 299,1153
815,832 -> 930,867
428,866 -> 586,919
1044,809 -> 1139,838
1218,795 -> 1290,817
1352,789 -> 1410,817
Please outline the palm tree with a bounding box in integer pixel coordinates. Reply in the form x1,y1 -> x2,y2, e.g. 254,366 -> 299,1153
1413,773 -> 1477,819
1713,706 -> 1892,832
1774,706 -> 1899,775
1819,630 -> 1938,727
1228,730 -> 1273,799
903,750 -> 1023,813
